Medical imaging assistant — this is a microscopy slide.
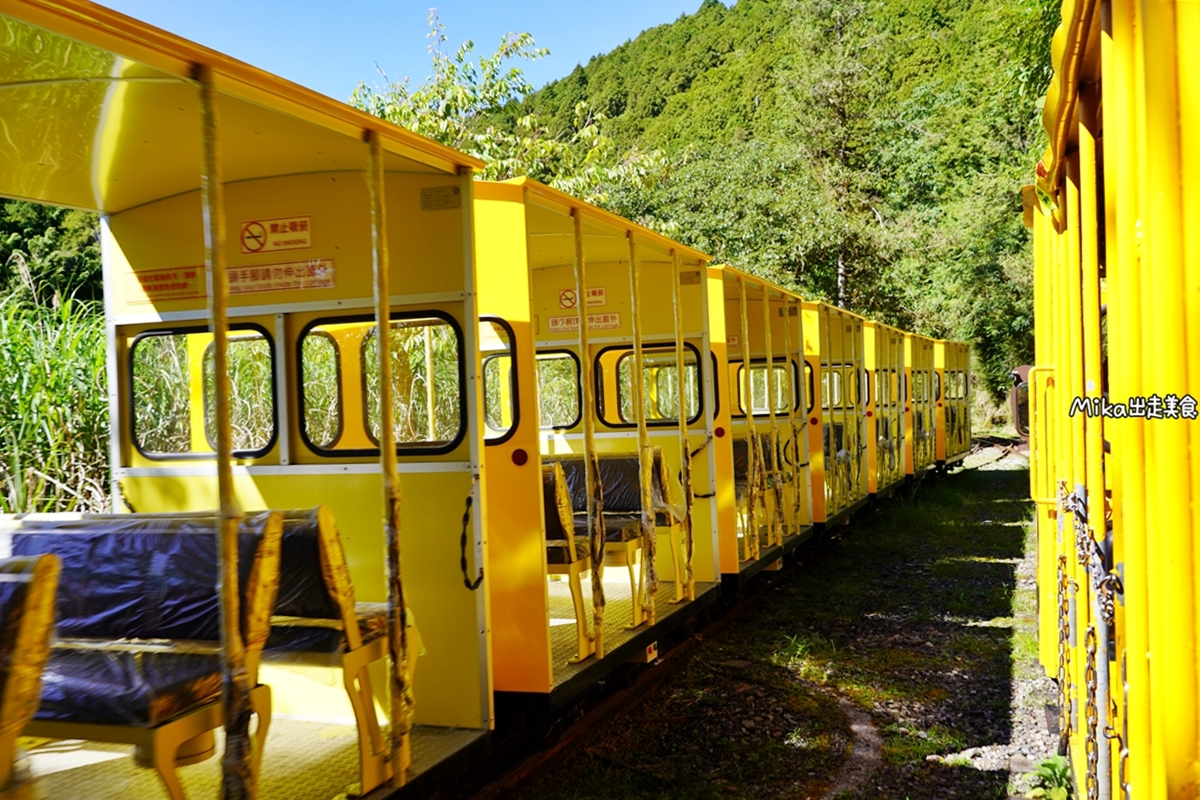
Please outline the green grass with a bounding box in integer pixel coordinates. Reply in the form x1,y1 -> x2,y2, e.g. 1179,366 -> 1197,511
0,297 -> 109,512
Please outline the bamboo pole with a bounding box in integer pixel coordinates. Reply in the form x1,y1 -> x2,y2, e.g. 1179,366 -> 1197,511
627,233 -> 655,625
366,130 -> 413,786
572,210 -> 606,657
670,252 -> 695,601
197,66 -> 253,800
760,283 -> 783,547
425,327 -> 436,441
737,276 -> 760,562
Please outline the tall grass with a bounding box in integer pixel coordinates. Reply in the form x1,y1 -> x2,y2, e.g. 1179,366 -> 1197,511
0,297 -> 109,512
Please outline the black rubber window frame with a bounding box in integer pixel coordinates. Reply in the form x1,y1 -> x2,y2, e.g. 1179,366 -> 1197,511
730,357 -> 801,419
536,348 -> 583,431
481,316 -> 520,446
129,322 -> 279,461
296,329 -> 344,450
599,341 -> 705,429
297,310 -> 468,458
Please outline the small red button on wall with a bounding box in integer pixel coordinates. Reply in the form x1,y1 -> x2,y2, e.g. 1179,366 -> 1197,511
809,417 -> 819,425
715,427 -> 726,438
512,449 -> 529,466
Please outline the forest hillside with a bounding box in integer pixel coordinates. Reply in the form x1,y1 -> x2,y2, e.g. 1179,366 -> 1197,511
497,0 -> 1056,396
0,0 -> 1057,512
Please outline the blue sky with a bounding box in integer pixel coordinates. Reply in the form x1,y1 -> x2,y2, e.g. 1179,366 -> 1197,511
100,0 -> 711,102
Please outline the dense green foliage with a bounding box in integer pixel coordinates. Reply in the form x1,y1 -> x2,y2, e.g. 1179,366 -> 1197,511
512,0 -> 1056,398
0,200 -> 102,304
0,297 -> 109,512
351,12 -> 670,206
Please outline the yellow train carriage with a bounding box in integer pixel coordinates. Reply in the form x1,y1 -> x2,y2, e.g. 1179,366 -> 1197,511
0,1 -> 492,795
904,333 -> 937,477
934,340 -> 972,470
803,302 -> 868,526
472,179 -> 721,705
1022,0 -> 1200,797
718,269 -> 814,583
864,321 -> 906,496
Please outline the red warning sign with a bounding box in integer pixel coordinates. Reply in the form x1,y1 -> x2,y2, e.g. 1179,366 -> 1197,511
559,289 -> 577,309
240,215 -> 312,254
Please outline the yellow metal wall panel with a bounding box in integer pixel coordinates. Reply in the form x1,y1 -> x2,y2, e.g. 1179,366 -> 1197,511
106,172 -> 469,319
473,186 -> 554,694
707,268 -> 739,574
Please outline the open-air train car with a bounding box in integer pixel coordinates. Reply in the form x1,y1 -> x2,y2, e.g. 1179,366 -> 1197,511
904,333 -> 937,478
715,268 -> 814,585
803,302 -> 869,527
1020,0 -> 1200,796
865,320 -> 906,498
0,1 -> 491,796
934,340 -> 972,471
0,3 -> 988,797
472,178 -> 721,709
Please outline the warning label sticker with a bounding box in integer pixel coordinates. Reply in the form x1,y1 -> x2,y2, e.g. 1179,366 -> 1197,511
228,259 -> 334,294
547,313 -> 621,333
129,267 -> 205,303
239,215 -> 312,254
558,287 -> 605,309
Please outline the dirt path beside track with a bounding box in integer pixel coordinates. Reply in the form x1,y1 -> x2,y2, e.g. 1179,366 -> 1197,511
510,446 -> 1056,800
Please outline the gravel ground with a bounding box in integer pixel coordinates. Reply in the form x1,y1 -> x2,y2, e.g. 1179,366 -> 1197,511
511,445 -> 1057,800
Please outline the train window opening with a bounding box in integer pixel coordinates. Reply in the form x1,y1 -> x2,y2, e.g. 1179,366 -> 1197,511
607,345 -> 701,426
805,362 -> 815,413
933,372 -> 942,402
300,331 -> 342,449
131,326 -> 276,458
733,362 -> 794,416
537,351 -> 581,429
202,333 -> 275,453
481,318 -> 518,442
362,317 -> 463,447
131,333 -> 193,456
913,372 -> 926,402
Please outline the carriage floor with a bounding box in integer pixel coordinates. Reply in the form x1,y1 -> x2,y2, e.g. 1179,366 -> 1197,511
13,720 -> 486,799
548,570 -> 720,695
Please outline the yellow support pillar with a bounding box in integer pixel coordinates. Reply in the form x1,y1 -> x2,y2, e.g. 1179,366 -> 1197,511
738,276 -> 760,562
670,251 -> 696,602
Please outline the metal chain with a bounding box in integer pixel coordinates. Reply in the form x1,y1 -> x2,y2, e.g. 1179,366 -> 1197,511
1097,571 -> 1122,630
1085,627 -> 1099,800
1057,555 -> 1072,749
1119,652 -> 1131,800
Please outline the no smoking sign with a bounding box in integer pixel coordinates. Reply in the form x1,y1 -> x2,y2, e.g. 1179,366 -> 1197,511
559,289 -> 577,309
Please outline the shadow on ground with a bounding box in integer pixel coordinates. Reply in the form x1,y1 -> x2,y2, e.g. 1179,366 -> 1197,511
514,451 -> 1033,800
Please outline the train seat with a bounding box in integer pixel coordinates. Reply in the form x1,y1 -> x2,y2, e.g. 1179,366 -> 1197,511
9,513 -> 282,800
263,507 -> 413,795
547,450 -> 685,627
0,554 -> 61,791
542,463 -> 594,663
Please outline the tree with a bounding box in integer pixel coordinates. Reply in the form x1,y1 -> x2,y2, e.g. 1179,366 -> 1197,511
776,0 -> 891,310
0,200 -> 102,306
350,12 -> 670,208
